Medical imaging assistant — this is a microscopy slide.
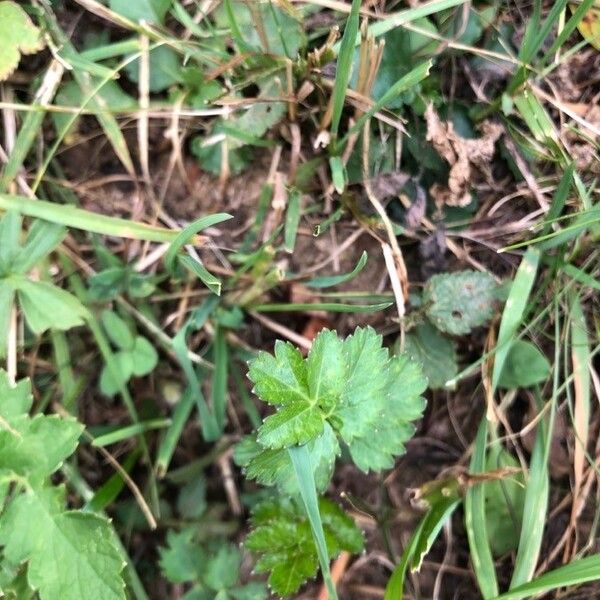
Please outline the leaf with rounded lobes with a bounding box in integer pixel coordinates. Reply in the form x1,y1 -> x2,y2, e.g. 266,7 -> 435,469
131,336 -> 158,376
402,321 -> 457,389
424,270 -> 499,335
498,340 -> 550,389
0,369 -> 32,417
99,351 -> 134,397
15,279 -> 88,334
102,310 -> 134,351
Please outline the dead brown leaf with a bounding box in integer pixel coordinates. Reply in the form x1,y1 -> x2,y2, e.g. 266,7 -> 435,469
425,104 -> 503,208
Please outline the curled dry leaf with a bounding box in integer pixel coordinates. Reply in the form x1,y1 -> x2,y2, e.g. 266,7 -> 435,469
425,104 -> 503,207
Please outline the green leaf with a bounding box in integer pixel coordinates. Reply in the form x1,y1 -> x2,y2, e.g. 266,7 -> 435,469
99,351 -> 133,397
0,211 -> 23,274
0,1 -> 44,81
109,0 -> 171,24
246,497 -> 362,596
0,283 -> 15,358
124,45 -> 183,92
498,340 -> 550,389
221,0 -> 305,58
248,327 -> 426,477
102,310 -> 134,351
15,279 -> 88,334
204,545 -> 241,591
235,423 -> 339,495
424,270 -> 499,335
484,446 -> 525,556
159,529 -> 204,584
131,336 -> 158,376
0,486 -> 126,600
12,221 -> 66,274
402,322 -> 457,389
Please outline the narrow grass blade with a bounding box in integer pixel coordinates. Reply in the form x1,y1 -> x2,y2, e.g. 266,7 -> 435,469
329,156 -> 347,193
211,326 -> 229,432
569,292 -> 591,529
0,193 -> 200,243
337,0 -> 466,48
50,329 -> 81,413
155,388 -> 195,477
343,60 -> 433,143
540,162 -> 574,237
165,213 -> 233,270
232,363 -> 261,429
492,248 -> 540,393
85,448 -> 141,512
92,419 -> 171,447
465,418 -> 499,599
289,444 -> 338,600
510,414 -> 549,588
496,554 -> 600,600
0,61 -> 64,192
330,0 -> 361,144
284,188 -> 302,253
564,262 -> 600,291
384,496 -> 461,599
251,301 -> 393,313
306,251 -> 367,288
178,254 -> 223,295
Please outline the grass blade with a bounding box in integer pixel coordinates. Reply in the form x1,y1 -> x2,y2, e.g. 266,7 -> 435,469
92,419 -> 171,447
496,554 -> 600,600
510,410 -> 549,587
0,193 -> 200,243
384,495 -> 461,599
306,251 -> 367,288
251,301 -> 393,312
492,248 -> 540,393
330,0 -> 361,146
284,188 -> 302,253
465,418 -> 498,599
289,444 -> 338,600
211,326 -> 229,432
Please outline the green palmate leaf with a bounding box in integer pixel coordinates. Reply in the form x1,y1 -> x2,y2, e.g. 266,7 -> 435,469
159,529 -> 204,584
498,340 -> 550,389
0,486 -> 126,600
401,322 -> 457,390
11,220 -> 66,274
0,1 -> 44,81
423,270 -> 500,335
246,497 -> 362,596
247,327 -> 426,476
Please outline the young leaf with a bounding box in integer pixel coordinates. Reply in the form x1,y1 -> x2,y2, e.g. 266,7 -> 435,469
423,270 -> 499,335
247,327 -> 427,476
131,336 -> 158,376
246,497 -> 362,596
0,1 -> 45,81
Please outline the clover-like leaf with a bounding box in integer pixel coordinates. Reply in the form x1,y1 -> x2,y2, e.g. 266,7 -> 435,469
246,326 -> 426,479
423,270 -> 499,335
0,1 -> 45,81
